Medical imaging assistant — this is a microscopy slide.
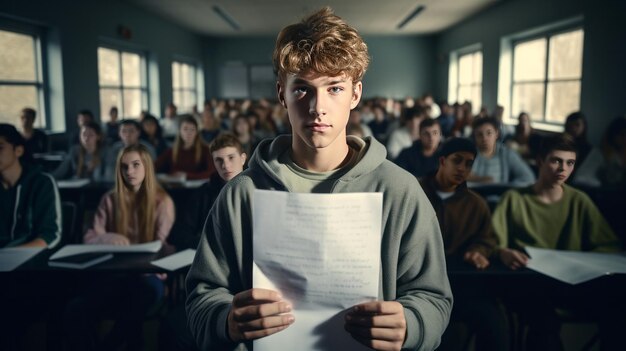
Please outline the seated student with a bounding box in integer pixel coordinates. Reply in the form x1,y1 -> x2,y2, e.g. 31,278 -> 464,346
492,134 -> 622,350
104,106 -> 120,144
468,117 -> 535,187
141,113 -> 169,157
504,112 -> 543,165
186,8 -> 452,351
0,123 -> 61,248
386,106 -> 426,159
19,107 -> 48,155
63,144 -> 175,351
367,104 -> 390,144
160,133 -> 247,351
436,102 -> 455,138
200,106 -> 221,143
420,138 -> 508,351
103,119 -> 156,181
394,118 -> 442,179
67,109 -> 95,150
52,121 -> 106,181
563,112 -> 593,175
155,115 -> 215,180
231,113 -> 258,157
161,102 -> 179,138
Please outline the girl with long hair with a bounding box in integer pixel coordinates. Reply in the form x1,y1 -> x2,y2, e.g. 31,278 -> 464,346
155,114 -> 214,180
52,121 -> 106,181
63,144 -> 175,350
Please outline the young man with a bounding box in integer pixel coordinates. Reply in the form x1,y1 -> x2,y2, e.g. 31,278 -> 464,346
103,119 -> 156,181
20,107 -> 49,155
394,118 -> 442,179
419,138 -> 508,351
0,123 -> 61,248
386,106 -> 426,160
186,7 -> 452,351
493,135 -> 622,350
169,133 -> 247,250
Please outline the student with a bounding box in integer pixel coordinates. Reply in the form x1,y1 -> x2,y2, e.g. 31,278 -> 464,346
468,117 -> 535,186
367,104 -> 390,144
52,121 -> 106,181
394,118 -> 442,179
492,134 -> 622,350
0,123 -> 61,248
162,102 -> 179,138
419,138 -> 508,351
67,109 -> 95,150
504,112 -> 543,165
104,106 -> 120,143
19,107 -> 48,154
186,8 -> 452,351
231,113 -> 258,157
436,102 -> 455,138
200,106 -> 221,143
155,115 -> 215,180
103,119 -> 156,181
141,113 -> 169,157
386,106 -> 426,160
160,133 -> 247,351
63,144 -> 175,350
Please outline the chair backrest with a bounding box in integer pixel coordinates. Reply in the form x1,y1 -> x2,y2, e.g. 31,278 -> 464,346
61,201 -> 78,244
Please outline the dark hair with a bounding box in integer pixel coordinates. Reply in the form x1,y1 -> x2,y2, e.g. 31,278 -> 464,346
21,108 -> 37,121
402,106 -> 426,123
439,137 -> 477,158
564,112 -> 587,137
419,118 -> 440,131
79,109 -> 94,119
209,133 -> 245,154
141,114 -> 163,139
603,116 -> 626,150
472,116 -> 499,133
0,123 -> 31,162
537,134 -> 577,161
119,119 -> 141,131
81,121 -> 102,135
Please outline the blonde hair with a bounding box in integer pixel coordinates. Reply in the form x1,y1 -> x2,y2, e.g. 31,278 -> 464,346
172,115 -> 204,165
273,7 -> 370,83
114,144 -> 165,243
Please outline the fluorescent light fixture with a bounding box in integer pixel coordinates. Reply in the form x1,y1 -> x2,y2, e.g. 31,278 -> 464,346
397,5 -> 425,30
212,5 -> 240,31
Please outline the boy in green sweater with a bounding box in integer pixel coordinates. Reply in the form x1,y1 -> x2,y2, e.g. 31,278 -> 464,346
186,7 -> 452,351
493,134 -> 622,350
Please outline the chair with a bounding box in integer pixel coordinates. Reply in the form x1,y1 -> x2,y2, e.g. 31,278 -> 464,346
61,201 -> 78,244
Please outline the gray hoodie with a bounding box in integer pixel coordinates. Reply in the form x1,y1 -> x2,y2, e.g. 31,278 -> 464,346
186,135 -> 452,351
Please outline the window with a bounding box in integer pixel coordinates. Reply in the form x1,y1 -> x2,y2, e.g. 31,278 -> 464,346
0,28 -> 45,128
510,28 -> 583,126
172,61 -> 198,113
448,47 -> 482,114
98,47 -> 147,121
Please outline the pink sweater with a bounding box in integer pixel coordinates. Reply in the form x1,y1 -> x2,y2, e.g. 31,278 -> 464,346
84,190 -> 175,244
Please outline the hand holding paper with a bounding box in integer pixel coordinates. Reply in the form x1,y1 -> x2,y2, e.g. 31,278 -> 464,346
227,288 -> 295,342
345,301 -> 406,351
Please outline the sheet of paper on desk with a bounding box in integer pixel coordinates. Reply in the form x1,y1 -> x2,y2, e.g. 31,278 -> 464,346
252,190 -> 382,351
526,247 -> 626,284
0,247 -> 45,271
151,249 -> 196,271
56,178 -> 90,188
50,240 -> 162,260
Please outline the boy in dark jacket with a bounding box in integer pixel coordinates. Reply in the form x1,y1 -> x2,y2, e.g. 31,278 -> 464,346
0,123 -> 61,248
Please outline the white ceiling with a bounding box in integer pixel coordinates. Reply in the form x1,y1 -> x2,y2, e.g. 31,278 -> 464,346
126,0 -> 499,36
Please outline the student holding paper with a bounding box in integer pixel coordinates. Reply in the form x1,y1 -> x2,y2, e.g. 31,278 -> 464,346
492,134 -> 622,350
186,7 -> 452,351
63,144 -> 175,350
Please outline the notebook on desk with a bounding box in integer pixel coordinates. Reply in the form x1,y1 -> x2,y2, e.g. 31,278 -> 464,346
48,252 -> 113,269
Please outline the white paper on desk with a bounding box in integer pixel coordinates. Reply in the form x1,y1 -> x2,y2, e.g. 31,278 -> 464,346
526,247 -> 626,284
0,247 -> 45,272
252,190 -> 382,351
151,249 -> 196,271
56,178 -> 90,188
50,240 -> 162,260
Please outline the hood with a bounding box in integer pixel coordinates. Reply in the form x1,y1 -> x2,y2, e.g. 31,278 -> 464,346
247,135 -> 388,190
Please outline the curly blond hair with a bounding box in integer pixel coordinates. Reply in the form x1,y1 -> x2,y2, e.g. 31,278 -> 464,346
273,7 -> 370,83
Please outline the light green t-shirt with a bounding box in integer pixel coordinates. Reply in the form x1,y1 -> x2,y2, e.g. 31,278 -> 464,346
277,137 -> 366,193
492,184 -> 620,252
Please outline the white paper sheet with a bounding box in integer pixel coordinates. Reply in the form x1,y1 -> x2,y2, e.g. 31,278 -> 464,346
252,190 -> 382,351
50,240 -> 162,260
151,249 -> 196,271
526,247 -> 626,284
0,247 -> 45,272
56,178 -> 90,188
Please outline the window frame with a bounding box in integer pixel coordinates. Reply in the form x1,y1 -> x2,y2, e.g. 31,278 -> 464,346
97,45 -> 149,120
0,24 -> 48,128
448,44 -> 483,115
171,59 -> 199,113
506,23 -> 584,129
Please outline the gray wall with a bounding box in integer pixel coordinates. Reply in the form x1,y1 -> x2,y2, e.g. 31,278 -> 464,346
434,0 -> 626,143
0,0 -> 205,133
203,35 -> 437,100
